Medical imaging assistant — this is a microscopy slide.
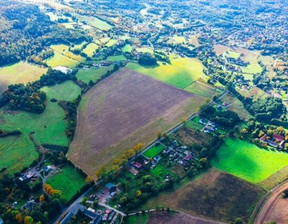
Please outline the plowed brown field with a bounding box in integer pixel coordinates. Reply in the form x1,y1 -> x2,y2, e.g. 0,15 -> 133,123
69,68 -> 205,177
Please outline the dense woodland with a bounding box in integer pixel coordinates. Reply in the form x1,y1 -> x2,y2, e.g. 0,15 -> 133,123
0,2 -> 87,66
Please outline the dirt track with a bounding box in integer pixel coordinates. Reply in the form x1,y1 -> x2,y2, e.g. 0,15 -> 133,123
148,211 -> 225,224
256,182 -> 288,224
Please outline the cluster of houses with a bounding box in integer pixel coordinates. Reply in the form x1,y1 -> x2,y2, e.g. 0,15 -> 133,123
260,133 -> 286,149
199,119 -> 218,134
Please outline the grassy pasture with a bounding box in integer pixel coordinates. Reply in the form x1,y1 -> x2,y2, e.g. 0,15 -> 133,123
212,138 -> 288,183
45,44 -> 84,68
75,14 -> 112,31
122,44 -> 133,53
82,43 -> 99,57
126,57 -> 205,89
185,80 -> 220,98
0,135 -> 38,175
143,144 -> 166,158
105,39 -> 118,47
106,55 -> 126,62
76,66 -> 113,84
241,63 -> 263,74
46,164 -> 86,202
124,214 -> 150,224
0,81 -> 76,147
41,81 -> 81,101
0,61 -> 47,94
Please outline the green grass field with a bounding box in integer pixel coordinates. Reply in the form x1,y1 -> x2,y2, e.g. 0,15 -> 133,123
185,81 -> 220,98
46,164 -> 86,202
241,63 -> 263,74
0,135 -> 38,175
45,44 -> 84,68
143,144 -> 166,158
122,44 -> 133,53
82,43 -> 99,57
151,164 -> 177,179
0,81 -> 75,146
212,138 -> 288,183
76,66 -> 113,84
41,81 -> 81,101
186,116 -> 205,130
0,61 -> 47,94
126,57 -> 205,89
124,214 -> 150,224
106,39 -> 118,47
107,55 -> 126,62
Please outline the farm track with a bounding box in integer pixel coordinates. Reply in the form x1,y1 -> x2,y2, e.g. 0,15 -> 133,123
255,181 -> 288,224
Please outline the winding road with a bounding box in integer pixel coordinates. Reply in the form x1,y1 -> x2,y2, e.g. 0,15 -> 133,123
256,181 -> 288,224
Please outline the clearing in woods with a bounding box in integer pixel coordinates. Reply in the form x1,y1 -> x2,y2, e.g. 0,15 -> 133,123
69,68 -> 205,177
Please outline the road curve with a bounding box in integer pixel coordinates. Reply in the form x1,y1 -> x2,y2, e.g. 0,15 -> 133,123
256,182 -> 288,224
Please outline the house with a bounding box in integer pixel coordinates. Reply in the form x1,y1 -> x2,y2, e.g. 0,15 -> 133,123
53,66 -> 72,74
134,162 -> 142,169
22,200 -> 37,211
105,183 -> 117,194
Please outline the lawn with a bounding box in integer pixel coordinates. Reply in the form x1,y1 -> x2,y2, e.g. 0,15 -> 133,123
186,116 -> 205,130
0,61 -> 47,94
124,214 -> 150,224
76,66 -> 113,84
144,144 -> 166,158
212,138 -> 288,183
46,164 -> 86,202
126,57 -> 205,89
151,164 -> 177,179
41,81 -> 81,101
0,135 -> 38,175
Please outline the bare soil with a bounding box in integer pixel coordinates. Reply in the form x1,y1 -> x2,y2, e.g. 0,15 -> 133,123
69,68 -> 205,177
148,211 -> 224,224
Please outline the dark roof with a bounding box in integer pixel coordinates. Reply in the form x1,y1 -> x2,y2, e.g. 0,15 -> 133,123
60,212 -> 74,224
83,208 -> 98,219
93,215 -> 102,224
105,183 -> 116,189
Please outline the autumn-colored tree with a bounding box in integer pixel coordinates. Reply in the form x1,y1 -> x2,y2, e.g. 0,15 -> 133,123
24,216 -> 34,224
15,213 -> 24,223
86,176 -> 94,185
39,194 -> 45,203
136,190 -> 142,197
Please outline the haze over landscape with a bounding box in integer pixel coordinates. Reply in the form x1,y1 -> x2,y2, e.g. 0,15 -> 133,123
0,0 -> 288,223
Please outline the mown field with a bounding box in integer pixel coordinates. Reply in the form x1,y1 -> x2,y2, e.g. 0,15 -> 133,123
185,80 -> 220,98
0,135 -> 38,175
212,138 -> 288,183
0,61 -> 47,94
126,57 -> 205,89
76,66 -> 113,84
0,81 -> 81,175
45,44 -> 84,68
137,169 -> 265,223
46,164 -> 86,202
69,68 -> 205,177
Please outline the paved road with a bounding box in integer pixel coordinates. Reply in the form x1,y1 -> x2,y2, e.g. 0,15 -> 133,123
53,186 -> 94,224
256,181 -> 288,224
